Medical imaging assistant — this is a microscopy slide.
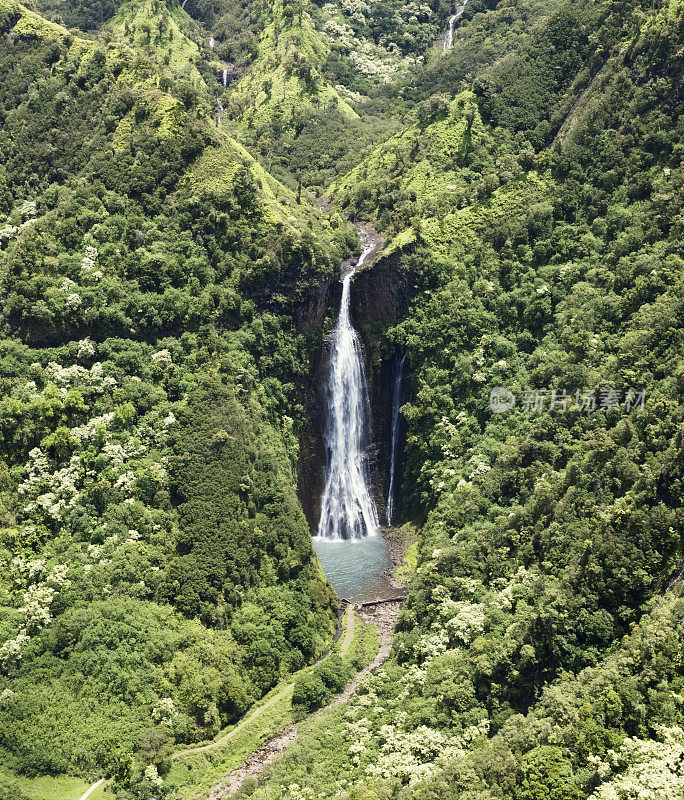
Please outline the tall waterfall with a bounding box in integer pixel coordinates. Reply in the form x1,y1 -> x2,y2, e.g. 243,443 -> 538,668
386,354 -> 405,526
222,69 -> 229,89
317,240 -> 379,540
442,1 -> 468,52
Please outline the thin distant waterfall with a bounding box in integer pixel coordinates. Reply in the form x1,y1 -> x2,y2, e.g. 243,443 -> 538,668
386,354 -> 405,526
317,241 -> 379,540
443,1 -> 468,52
222,69 -> 228,88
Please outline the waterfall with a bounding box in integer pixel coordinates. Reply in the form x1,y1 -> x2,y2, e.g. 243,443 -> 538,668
223,69 -> 229,88
317,240 -> 379,540
209,36 -> 215,49
181,0 -> 187,8
386,354 -> 405,526
442,1 -> 468,52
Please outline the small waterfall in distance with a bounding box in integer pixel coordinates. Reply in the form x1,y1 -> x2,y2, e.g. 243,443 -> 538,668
386,354 -> 405,526
316,238 -> 379,540
443,1 -> 468,52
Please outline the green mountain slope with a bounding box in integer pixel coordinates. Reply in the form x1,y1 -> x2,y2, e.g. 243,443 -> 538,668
1,0 -> 684,797
107,0 -> 205,87
244,1 -> 684,798
0,1 -> 352,794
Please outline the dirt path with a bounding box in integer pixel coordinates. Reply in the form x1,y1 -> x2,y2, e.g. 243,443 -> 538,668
339,605 -> 355,654
77,778 -> 105,800
173,685 -> 292,761
205,602 -> 402,799
176,610 -> 355,765
554,45 -> 626,147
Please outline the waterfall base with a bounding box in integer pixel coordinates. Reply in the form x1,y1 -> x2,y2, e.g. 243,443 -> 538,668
313,535 -> 392,603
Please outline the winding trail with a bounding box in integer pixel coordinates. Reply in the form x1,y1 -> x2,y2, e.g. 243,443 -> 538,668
205,602 -> 402,799
77,778 -> 105,800
173,609 -> 357,764
172,685 -> 292,761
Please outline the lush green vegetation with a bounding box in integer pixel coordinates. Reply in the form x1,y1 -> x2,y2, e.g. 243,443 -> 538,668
1,0 -> 683,797
0,1 -> 355,796
242,1 -> 684,799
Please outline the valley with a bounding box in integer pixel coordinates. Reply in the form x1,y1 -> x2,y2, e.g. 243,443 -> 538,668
0,0 -> 682,798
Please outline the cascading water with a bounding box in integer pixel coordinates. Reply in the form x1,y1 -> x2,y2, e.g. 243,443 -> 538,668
222,69 -> 229,89
386,354 -> 405,526
442,1 -> 468,52
316,240 -> 379,540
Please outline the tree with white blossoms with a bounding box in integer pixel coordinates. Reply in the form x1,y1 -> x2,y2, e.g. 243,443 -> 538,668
77,337 -> 96,360
588,726 -> 684,800
66,293 -> 82,310
0,562 -> 70,670
363,720 -> 491,787
21,584 -> 56,633
144,764 -> 163,787
0,632 -> 30,671
152,698 -> 178,725
151,348 -> 173,367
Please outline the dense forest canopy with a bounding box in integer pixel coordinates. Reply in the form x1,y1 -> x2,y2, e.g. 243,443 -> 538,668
0,0 -> 683,798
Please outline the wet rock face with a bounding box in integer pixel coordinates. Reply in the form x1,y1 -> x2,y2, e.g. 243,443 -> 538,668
352,252 -> 413,526
294,275 -> 341,332
296,242 -> 414,532
297,337 -> 329,531
295,278 -> 339,530
351,250 -> 412,327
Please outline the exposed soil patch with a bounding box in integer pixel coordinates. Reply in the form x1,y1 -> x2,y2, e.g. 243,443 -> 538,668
205,601 -> 402,799
382,525 -> 417,590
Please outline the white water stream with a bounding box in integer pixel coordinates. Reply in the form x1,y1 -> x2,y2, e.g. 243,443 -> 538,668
316,240 -> 379,541
443,1 -> 468,52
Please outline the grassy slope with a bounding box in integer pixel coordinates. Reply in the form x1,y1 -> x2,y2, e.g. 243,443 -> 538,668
0,773 -> 107,800
332,90 -> 550,264
226,0 -> 358,130
163,608 -> 377,800
108,0 -> 204,87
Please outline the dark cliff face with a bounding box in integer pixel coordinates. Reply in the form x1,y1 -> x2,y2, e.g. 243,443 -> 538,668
296,245 -> 414,532
295,275 -> 340,531
352,249 -> 413,329
352,251 -> 413,526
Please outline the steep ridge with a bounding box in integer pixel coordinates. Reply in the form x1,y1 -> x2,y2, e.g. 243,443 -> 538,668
0,1 -> 356,795
224,0 -> 358,133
